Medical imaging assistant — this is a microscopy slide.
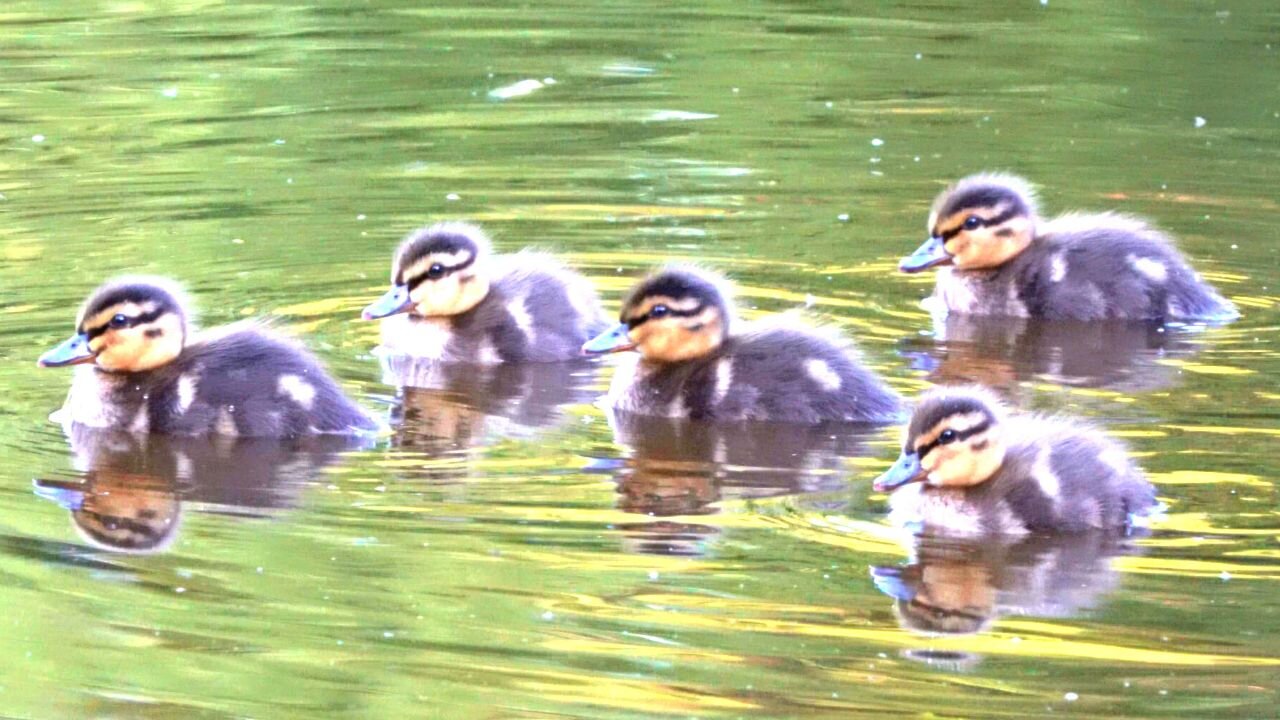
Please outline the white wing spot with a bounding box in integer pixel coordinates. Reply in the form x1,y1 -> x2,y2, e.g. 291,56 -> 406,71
1050,253 -> 1068,283
278,374 -> 316,410
1032,447 -> 1060,499
176,374 -> 198,413
713,359 -> 733,404
804,358 -> 841,391
1128,254 -> 1168,282
507,296 -> 535,341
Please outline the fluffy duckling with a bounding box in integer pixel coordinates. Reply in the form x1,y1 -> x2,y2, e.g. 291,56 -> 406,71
582,267 -> 901,423
362,222 -> 607,363
900,173 -> 1237,322
38,277 -> 381,438
873,386 -> 1157,536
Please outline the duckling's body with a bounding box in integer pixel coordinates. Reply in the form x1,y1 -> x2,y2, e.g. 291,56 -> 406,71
875,386 -> 1157,537
41,278 -> 380,439
901,174 -> 1236,322
364,223 -> 606,363
583,268 -> 901,424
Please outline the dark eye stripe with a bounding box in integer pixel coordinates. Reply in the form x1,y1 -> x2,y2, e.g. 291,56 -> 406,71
914,420 -> 992,460
625,305 -> 703,329
83,308 -> 166,340
404,254 -> 476,289
938,208 -> 1020,241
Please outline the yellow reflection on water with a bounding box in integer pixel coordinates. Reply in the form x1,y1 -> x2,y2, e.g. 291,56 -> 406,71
545,592 -> 1280,667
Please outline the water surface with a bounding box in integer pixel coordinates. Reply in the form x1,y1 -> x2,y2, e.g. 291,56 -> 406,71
1,1 -> 1278,717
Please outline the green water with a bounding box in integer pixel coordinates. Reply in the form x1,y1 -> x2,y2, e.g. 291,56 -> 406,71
2,1 -> 1278,717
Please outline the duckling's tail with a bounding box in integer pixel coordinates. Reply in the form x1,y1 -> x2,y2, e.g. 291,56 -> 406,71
1166,269 -> 1239,323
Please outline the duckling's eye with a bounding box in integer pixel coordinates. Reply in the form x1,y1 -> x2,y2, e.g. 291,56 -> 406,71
938,429 -> 958,444
963,216 -> 982,231
109,314 -> 129,329
649,304 -> 670,319
426,263 -> 446,279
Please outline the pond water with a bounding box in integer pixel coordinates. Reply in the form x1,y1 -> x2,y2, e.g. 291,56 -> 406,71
1,1 -> 1277,717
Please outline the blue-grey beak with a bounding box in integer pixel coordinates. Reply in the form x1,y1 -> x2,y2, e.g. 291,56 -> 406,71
38,333 -> 95,368
33,480 -> 86,510
870,565 -> 917,602
873,451 -> 924,492
362,285 -> 413,320
581,323 -> 636,355
899,236 -> 952,273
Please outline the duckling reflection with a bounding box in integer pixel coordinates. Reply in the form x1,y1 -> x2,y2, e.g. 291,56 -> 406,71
871,532 -> 1139,638
901,315 -> 1202,392
383,355 -> 599,457
607,410 -> 876,556
34,425 -> 362,553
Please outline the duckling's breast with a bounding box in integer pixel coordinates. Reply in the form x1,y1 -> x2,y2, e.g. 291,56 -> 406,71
888,484 -> 1032,538
59,366 -> 151,432
379,314 -> 469,362
932,267 -> 1030,318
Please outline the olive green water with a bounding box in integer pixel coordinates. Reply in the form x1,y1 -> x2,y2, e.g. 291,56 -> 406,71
1,1 -> 1278,717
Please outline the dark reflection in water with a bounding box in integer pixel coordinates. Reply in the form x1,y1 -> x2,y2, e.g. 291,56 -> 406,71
872,531 -> 1141,647
606,410 -> 879,556
382,355 -> 600,459
902,315 -> 1207,392
34,425 -> 363,553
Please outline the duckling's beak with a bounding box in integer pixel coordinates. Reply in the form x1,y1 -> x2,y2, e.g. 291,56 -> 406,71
362,285 -> 413,320
873,451 -> 924,492
870,565 -> 917,602
581,323 -> 637,355
38,333 -> 95,368
32,480 -> 86,510
899,236 -> 952,273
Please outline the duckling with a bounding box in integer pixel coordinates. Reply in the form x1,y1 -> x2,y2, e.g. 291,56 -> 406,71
900,173 -> 1237,322
581,266 -> 901,423
362,222 -> 607,363
873,386 -> 1157,537
38,277 -> 381,438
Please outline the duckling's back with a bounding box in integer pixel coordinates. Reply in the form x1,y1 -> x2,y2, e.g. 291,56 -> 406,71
999,417 -> 1158,533
718,325 -> 901,423
615,321 -> 900,424
1018,216 -> 1236,322
487,252 -> 608,360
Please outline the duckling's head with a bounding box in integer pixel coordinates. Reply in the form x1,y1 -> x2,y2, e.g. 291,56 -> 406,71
362,222 -> 493,320
874,386 -> 1008,492
900,173 -> 1040,273
38,277 -> 189,373
582,267 -> 732,363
